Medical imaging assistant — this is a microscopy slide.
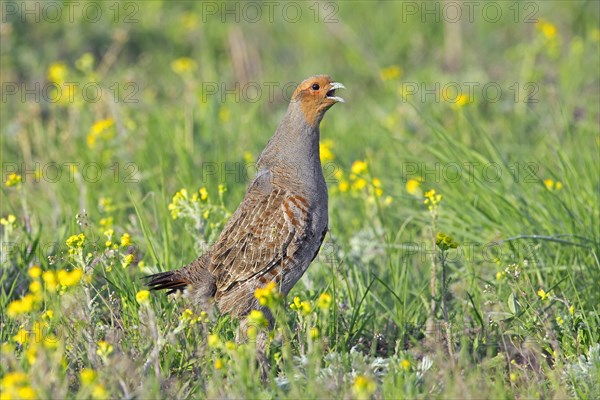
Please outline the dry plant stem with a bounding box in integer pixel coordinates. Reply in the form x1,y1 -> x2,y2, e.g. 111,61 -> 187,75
142,307 -> 161,378
441,251 -> 448,323
445,322 -> 456,368
427,226 -> 437,337
441,249 -> 455,364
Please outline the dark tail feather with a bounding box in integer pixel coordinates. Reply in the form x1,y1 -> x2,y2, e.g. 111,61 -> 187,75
145,271 -> 190,295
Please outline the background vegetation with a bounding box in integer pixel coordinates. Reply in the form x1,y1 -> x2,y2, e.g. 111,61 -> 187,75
2,1 -> 599,398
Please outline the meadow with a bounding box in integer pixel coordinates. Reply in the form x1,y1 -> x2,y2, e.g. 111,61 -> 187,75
1,1 -> 599,398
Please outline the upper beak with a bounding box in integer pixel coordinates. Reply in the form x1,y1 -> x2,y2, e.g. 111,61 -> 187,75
326,82 -> 345,103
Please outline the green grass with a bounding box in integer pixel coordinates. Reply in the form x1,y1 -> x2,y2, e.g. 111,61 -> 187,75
2,1 -> 599,398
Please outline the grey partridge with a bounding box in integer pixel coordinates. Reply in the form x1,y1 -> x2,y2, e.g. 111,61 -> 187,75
146,75 -> 344,322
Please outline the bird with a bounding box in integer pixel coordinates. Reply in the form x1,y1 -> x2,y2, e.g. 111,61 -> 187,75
146,75 -> 344,325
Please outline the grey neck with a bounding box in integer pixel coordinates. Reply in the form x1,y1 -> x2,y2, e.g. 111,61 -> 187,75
257,101 -> 323,182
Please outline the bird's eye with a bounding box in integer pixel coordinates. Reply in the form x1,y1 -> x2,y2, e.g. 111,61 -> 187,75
311,83 -> 320,91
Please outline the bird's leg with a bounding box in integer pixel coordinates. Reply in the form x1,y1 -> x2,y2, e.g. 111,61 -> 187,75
236,314 -> 273,384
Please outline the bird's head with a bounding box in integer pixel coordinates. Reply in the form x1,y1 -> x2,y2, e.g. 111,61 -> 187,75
291,75 -> 345,127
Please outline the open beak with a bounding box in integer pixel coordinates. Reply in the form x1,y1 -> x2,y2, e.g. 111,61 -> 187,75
326,82 -> 345,103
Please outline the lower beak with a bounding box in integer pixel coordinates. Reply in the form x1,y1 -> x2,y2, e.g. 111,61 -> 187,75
326,82 -> 345,103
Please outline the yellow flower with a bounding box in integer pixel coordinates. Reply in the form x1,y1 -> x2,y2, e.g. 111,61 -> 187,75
99,217 -> 113,227
537,289 -> 550,300
1,214 -> 17,226
168,189 -> 189,219
182,12 -> 198,30
136,290 -> 150,305
254,281 -> 279,307
57,269 -> 83,287
91,384 -> 108,400
87,119 -> 115,148
199,187 -> 209,201
351,160 -> 368,175
317,293 -> 332,310
99,197 -> 116,213
544,179 -> 563,191
17,386 -> 37,400
300,300 -> 312,314
243,151 -> 254,164
42,271 -> 58,292
207,334 -> 220,348
42,310 -> 54,320
556,316 -> 564,326
338,180 -> 349,192
218,106 -> 231,123
218,184 -> 227,194
424,189 -> 442,205
75,52 -> 95,72
248,309 -> 269,328
454,94 -> 469,108
379,65 -> 402,81
29,281 -> 42,294
310,327 -> 320,339
401,359 -> 411,371
352,375 -> 377,398
25,344 -> 37,365
199,310 -> 208,323
66,233 -> 85,248
80,368 -> 97,385
7,294 -> 35,317
48,62 -> 68,84
320,139 -> 335,162
214,358 -> 224,370
171,57 -> 197,74
351,178 -> 367,191
122,254 -> 134,268
1,371 -> 28,388
43,334 -> 59,350
96,340 -> 113,357
424,189 -> 443,212
225,341 -> 236,350
436,232 -> 459,250
28,266 -> 42,279
406,178 -> 422,196
5,173 -> 22,187
536,18 -> 557,39
13,328 -> 29,344
569,305 -> 575,315
180,308 -> 202,324
290,297 -> 312,315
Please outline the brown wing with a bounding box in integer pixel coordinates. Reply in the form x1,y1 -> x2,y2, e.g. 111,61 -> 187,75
208,170 -> 311,297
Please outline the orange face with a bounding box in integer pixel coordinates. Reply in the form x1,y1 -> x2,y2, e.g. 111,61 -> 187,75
292,75 -> 345,126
